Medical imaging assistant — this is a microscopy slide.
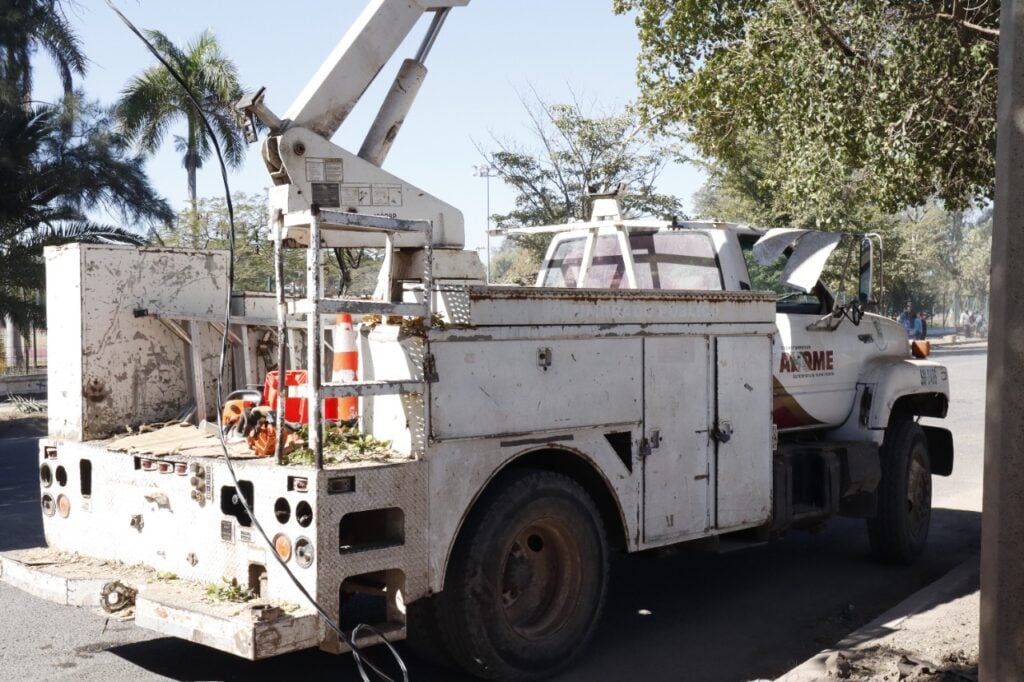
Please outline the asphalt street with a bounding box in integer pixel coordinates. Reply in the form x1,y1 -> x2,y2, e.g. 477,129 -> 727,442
0,345 -> 986,682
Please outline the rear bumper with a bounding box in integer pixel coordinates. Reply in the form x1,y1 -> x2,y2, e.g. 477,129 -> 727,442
0,547 -> 319,660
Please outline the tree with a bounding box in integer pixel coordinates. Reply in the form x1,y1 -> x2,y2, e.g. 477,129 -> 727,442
0,95 -> 172,342
482,94 -> 683,270
0,0 -> 85,106
958,213 -> 992,313
616,0 -> 999,217
695,160 -> 989,323
161,193 -> 383,298
116,30 -> 246,207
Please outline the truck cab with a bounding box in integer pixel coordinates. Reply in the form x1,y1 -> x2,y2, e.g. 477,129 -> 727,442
534,202 -> 949,443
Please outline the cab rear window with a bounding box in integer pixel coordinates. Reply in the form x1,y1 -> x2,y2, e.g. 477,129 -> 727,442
542,232 -> 723,290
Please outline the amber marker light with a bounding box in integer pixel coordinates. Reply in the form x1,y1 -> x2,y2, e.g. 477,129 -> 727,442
56,494 -> 71,518
273,533 -> 292,562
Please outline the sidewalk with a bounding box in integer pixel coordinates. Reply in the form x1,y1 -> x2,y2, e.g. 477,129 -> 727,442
777,556 -> 979,681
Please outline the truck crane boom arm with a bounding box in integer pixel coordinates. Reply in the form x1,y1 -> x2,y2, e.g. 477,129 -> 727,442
284,0 -> 469,140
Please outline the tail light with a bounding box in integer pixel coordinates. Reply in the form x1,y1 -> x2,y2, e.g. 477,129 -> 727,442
273,533 -> 292,562
56,494 -> 71,518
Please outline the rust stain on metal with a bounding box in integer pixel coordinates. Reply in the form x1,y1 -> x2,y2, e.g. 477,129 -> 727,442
82,378 -> 111,403
467,285 -> 775,305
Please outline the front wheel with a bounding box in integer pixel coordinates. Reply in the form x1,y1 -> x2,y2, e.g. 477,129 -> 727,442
866,419 -> 932,564
435,469 -> 609,680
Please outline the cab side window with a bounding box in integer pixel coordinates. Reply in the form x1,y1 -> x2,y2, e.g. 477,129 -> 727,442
542,237 -> 585,287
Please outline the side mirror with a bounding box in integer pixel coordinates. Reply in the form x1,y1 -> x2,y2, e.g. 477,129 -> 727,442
858,237 -> 873,304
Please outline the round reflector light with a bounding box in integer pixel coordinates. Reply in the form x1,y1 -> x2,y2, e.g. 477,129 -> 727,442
273,533 -> 292,562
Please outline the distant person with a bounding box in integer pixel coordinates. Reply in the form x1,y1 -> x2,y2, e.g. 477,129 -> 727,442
913,312 -> 924,340
917,312 -> 928,340
966,310 -> 976,337
970,311 -> 981,338
959,309 -> 970,335
899,309 -> 913,335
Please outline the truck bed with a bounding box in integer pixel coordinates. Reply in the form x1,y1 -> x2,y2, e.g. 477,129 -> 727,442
102,423 -> 414,468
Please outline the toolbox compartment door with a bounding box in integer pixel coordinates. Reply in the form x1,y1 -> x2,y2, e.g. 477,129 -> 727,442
642,336 -> 712,543
714,335 -> 773,529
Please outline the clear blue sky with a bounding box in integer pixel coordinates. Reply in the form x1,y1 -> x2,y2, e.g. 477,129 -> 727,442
37,0 -> 705,252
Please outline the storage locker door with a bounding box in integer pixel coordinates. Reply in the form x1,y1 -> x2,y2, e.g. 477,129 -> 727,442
715,335 -> 773,529
642,336 -> 712,543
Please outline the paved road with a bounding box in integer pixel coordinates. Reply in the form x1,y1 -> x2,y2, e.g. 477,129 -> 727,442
0,346 -> 986,682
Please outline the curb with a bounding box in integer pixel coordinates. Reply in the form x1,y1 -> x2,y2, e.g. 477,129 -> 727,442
777,555 -> 980,681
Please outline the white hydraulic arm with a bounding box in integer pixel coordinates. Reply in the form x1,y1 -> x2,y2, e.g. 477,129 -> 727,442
285,0 -> 469,141
240,0 -> 471,249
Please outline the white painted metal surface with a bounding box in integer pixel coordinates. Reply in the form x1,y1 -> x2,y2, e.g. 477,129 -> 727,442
715,335 -> 774,529
45,245 -> 229,440
430,337 -> 643,441
283,0 -> 469,140
268,129 -> 464,248
642,336 -> 713,542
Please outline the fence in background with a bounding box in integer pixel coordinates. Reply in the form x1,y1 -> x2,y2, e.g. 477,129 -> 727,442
0,326 -> 48,377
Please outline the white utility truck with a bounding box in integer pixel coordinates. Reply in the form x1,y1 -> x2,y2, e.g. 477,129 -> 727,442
0,1 -> 953,680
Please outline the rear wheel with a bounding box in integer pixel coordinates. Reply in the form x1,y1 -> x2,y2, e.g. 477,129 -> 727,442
436,469 -> 609,680
867,419 -> 932,564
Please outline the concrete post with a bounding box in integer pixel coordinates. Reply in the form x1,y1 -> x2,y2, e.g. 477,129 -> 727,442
980,2 -> 1024,677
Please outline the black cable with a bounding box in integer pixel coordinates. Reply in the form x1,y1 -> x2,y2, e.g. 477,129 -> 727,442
106,5 -> 408,681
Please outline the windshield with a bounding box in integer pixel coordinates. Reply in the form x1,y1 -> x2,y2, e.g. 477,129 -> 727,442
542,232 -> 723,291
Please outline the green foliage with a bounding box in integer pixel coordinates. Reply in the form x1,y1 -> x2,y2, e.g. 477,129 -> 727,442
206,577 -> 255,603
161,193 -> 292,293
958,214 -> 992,306
483,94 -> 683,263
116,30 -> 248,205
162,194 -> 383,296
0,95 -> 172,325
0,0 -> 85,104
287,424 -> 396,465
696,169 -> 991,320
617,0 -> 999,216
490,242 -> 541,285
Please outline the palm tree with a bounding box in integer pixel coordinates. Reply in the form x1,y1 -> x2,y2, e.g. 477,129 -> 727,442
116,30 -> 246,207
0,0 -> 86,107
0,94 -> 173,331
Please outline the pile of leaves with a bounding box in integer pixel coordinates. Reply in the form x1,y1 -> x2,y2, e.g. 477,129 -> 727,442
286,424 -> 399,465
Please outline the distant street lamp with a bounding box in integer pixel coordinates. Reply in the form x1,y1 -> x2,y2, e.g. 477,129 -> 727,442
473,164 -> 498,283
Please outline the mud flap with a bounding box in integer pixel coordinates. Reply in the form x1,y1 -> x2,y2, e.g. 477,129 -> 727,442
922,425 -> 954,476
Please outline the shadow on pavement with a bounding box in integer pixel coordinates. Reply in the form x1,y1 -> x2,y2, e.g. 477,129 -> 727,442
105,509 -> 980,682
0,416 -> 981,681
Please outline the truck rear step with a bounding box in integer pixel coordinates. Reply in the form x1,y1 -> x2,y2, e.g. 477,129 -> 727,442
0,547 -> 320,660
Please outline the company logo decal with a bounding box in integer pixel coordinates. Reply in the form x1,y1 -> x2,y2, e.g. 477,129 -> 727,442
778,347 -> 835,377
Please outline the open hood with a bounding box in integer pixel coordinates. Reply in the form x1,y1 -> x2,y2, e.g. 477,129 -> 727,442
752,228 -> 843,294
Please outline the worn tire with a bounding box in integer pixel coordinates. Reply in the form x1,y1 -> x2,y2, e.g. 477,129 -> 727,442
867,419 -> 932,564
404,594 -> 456,670
436,469 -> 609,680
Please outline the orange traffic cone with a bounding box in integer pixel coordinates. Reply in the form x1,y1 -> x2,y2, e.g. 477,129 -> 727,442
332,313 -> 358,421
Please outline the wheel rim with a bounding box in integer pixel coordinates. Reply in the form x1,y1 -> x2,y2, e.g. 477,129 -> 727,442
907,446 -> 931,540
499,515 -> 583,640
